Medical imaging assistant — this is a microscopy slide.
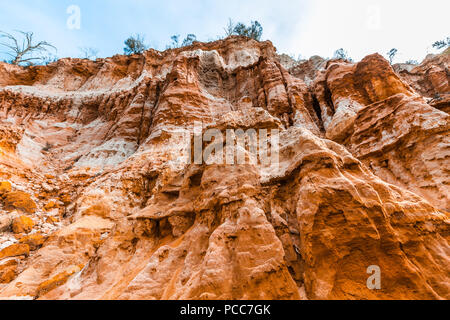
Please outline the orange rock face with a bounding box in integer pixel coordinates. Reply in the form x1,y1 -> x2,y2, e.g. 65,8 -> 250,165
11,216 -> 34,234
36,264 -> 84,298
0,259 -> 19,284
0,182 -> 12,195
313,54 -> 450,212
0,244 -> 29,260
2,191 -> 37,214
0,37 -> 448,300
19,233 -> 46,251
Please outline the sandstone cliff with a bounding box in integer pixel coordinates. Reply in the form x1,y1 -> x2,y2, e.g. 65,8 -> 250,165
0,37 -> 448,300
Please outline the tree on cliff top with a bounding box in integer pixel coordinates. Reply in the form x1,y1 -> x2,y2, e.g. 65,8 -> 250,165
182,34 -> 197,47
333,48 -> 353,62
167,34 -> 197,49
124,34 -> 146,55
224,19 -> 263,41
387,48 -> 398,64
0,30 -> 56,66
432,37 -> 450,50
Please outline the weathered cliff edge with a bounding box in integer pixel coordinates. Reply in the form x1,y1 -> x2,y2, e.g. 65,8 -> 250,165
0,37 -> 448,300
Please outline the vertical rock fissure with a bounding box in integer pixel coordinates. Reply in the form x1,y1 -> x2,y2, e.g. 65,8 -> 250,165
323,82 -> 335,114
137,82 -> 151,146
275,61 -> 295,113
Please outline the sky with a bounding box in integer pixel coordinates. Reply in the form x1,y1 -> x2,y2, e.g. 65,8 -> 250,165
0,0 -> 448,63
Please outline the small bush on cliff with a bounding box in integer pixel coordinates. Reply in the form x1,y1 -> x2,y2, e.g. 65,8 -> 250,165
41,54 -> 59,65
79,47 -> 99,60
124,34 -> 146,55
224,19 -> 263,41
182,34 -> 197,47
0,30 -> 56,66
167,34 -> 197,49
168,35 -> 180,49
333,48 -> 353,62
432,37 -> 450,50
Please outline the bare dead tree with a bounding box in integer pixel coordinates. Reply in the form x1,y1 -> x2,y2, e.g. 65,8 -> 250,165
224,19 -> 235,37
0,30 -> 56,65
79,47 -> 99,60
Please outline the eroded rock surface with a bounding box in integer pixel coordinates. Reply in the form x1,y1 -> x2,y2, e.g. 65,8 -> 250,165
0,37 -> 448,300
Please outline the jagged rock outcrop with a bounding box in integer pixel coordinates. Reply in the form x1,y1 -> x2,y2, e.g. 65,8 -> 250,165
313,54 -> 450,212
395,50 -> 450,113
0,37 -> 448,300
394,50 -> 449,97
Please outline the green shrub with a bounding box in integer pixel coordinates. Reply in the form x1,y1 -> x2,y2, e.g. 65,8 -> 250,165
124,34 -> 146,55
